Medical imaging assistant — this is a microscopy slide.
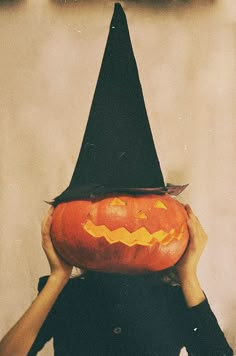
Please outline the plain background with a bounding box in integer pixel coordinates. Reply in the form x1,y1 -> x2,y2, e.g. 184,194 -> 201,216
0,0 -> 235,354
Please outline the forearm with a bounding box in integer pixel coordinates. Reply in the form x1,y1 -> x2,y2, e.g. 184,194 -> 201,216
0,273 -> 69,356
178,272 -> 205,307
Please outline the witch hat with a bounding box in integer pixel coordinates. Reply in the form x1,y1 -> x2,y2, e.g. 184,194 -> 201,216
53,3 -> 188,205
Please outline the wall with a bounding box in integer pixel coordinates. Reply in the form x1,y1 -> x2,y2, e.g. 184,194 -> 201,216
0,0 -> 235,354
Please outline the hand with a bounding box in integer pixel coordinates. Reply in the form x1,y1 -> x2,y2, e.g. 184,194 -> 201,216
41,206 -> 73,280
176,204 -> 208,280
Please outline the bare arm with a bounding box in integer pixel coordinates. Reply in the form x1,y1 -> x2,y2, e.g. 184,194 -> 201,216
0,207 -> 73,356
176,204 -> 207,307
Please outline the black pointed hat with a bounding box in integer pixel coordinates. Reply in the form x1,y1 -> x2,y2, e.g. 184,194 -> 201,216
53,3 -> 188,205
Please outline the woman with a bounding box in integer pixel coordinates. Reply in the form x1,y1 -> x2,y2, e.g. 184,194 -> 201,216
0,204 -> 233,355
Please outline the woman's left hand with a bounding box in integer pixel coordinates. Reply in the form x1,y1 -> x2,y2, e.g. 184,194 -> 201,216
176,204 -> 208,280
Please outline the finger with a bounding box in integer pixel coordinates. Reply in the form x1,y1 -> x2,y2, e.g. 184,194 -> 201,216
41,223 -> 54,247
41,212 -> 52,229
41,207 -> 54,236
43,206 -> 54,220
187,220 -> 208,248
186,220 -> 197,240
46,206 -> 54,219
184,204 -> 194,215
185,204 -> 200,222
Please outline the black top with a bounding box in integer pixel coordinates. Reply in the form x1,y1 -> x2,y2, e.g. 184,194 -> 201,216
28,272 -> 233,356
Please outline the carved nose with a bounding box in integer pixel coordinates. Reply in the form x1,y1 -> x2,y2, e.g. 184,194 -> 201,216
134,211 -> 147,219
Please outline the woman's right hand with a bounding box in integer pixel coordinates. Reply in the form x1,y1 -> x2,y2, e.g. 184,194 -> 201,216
41,206 -> 73,280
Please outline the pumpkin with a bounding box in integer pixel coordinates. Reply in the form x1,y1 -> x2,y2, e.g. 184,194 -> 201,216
51,194 -> 189,273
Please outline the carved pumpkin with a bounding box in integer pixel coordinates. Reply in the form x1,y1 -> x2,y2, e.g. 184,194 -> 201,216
51,194 -> 189,273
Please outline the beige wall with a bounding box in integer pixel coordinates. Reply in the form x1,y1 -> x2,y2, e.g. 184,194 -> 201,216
0,0 -> 235,354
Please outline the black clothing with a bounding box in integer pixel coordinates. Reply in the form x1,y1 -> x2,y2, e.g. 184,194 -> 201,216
28,272 -> 233,356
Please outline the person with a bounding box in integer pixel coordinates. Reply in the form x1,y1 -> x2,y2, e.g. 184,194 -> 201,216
0,204 -> 233,356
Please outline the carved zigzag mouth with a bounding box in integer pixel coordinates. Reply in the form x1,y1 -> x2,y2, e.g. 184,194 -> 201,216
83,219 -> 184,247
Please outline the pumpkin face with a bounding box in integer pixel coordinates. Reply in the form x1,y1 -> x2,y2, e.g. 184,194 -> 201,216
51,194 -> 189,273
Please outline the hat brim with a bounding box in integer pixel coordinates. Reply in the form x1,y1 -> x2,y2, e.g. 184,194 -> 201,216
51,183 -> 189,205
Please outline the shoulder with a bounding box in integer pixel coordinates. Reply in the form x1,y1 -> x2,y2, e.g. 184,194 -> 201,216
37,272 -> 186,305
37,275 -> 88,305
37,274 -> 86,292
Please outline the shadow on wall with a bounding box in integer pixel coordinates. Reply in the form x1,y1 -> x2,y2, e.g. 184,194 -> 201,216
166,169 -> 190,189
0,0 -> 25,7
50,0 -> 217,8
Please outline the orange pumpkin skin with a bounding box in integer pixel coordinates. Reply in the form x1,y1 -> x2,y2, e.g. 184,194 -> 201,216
51,194 -> 189,273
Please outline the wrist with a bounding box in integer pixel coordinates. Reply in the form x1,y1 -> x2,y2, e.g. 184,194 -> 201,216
178,273 -> 206,307
49,271 -> 71,286
177,269 -> 198,284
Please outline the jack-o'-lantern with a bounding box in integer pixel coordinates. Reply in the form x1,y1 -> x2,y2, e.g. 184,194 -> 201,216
51,194 -> 189,273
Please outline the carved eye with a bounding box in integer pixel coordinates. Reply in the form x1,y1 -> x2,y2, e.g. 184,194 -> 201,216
110,198 -> 127,206
154,200 -> 167,209
134,211 -> 147,219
